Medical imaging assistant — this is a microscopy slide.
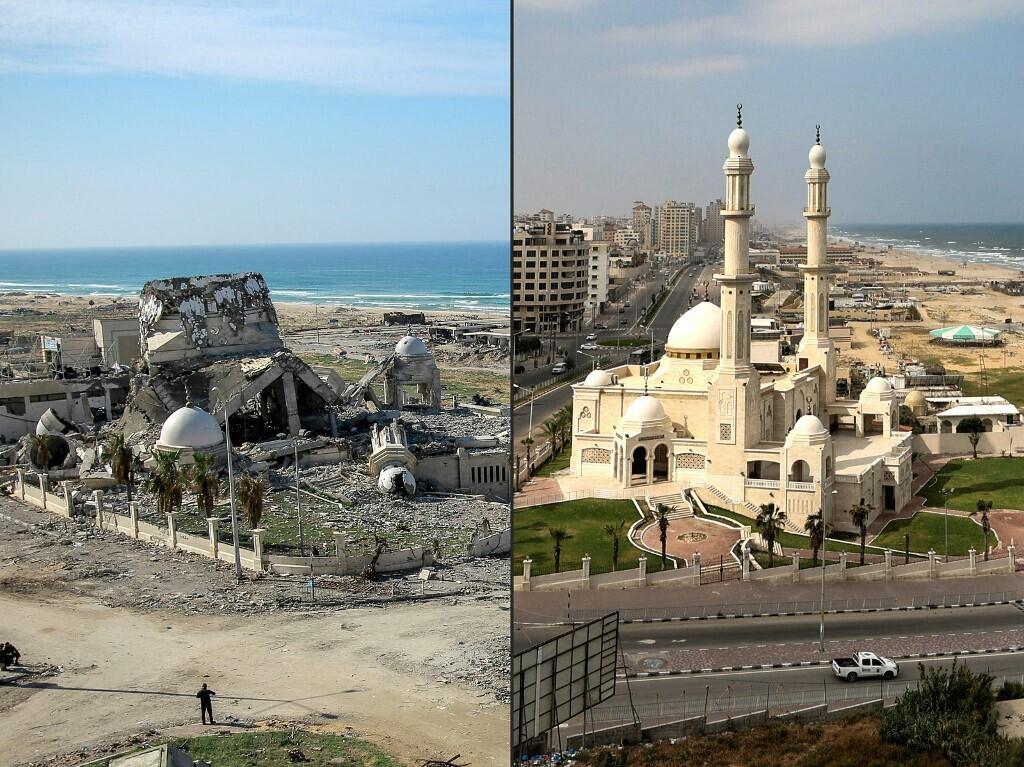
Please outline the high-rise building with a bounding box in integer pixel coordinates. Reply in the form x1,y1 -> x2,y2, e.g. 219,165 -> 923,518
703,198 -> 726,243
586,241 -> 610,316
512,218 -> 589,336
632,201 -> 653,249
655,200 -> 699,260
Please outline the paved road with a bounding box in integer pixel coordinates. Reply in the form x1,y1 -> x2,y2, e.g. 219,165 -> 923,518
512,261 -> 718,453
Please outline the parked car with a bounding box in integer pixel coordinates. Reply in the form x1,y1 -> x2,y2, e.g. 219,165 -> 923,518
551,362 -> 568,375
832,651 -> 899,682
580,343 -> 600,350
586,333 -> 597,341
618,319 -> 628,326
593,322 -> 607,330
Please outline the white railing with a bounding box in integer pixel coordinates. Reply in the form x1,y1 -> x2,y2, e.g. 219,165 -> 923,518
788,481 -> 816,492
745,479 -> 780,489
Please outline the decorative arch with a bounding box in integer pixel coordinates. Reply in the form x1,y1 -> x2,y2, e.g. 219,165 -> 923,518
653,444 -> 669,481
790,459 -> 812,483
630,446 -> 647,478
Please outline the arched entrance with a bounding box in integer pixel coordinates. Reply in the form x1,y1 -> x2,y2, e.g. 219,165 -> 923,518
940,420 -> 953,434
630,446 -> 648,483
790,459 -> 812,482
653,444 -> 669,481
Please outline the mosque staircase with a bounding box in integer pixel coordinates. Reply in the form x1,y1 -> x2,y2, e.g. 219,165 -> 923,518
646,490 -> 693,519
698,483 -> 805,535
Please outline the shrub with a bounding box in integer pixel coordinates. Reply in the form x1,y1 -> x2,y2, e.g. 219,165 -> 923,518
997,680 -> 1024,701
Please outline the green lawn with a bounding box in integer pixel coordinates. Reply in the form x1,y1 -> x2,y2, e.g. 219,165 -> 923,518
872,511 -> 988,556
921,457 -> 1024,512
514,498 -> 669,576
700,506 -> 907,558
963,367 -> 1024,411
97,731 -> 401,767
534,444 -> 570,477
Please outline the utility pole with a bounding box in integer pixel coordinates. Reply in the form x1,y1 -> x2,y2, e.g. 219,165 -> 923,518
225,411 -> 242,583
295,439 -> 305,556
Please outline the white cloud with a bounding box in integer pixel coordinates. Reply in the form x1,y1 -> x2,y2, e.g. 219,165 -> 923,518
632,55 -> 746,81
0,0 -> 509,96
609,0 -> 1024,47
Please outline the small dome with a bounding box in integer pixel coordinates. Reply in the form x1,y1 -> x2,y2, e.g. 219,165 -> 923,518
792,414 -> 828,436
905,390 -> 927,408
809,143 -> 827,169
584,369 -> 614,387
728,127 -> 750,158
666,301 -> 721,352
624,395 -> 667,423
395,335 -> 430,358
159,406 -> 223,450
863,376 -> 893,395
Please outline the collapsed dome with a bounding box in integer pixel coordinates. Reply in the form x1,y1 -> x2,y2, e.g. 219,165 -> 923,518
378,465 -> 416,496
666,302 -> 721,354
792,414 -> 828,436
623,395 -> 667,423
583,369 -> 614,387
158,406 -> 223,450
395,335 -> 431,358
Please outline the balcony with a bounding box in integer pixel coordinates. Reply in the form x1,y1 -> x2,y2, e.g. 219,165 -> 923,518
788,481 -> 816,492
745,478 -> 780,489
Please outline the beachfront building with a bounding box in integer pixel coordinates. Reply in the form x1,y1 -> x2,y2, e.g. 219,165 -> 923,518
632,201 -> 653,249
512,219 -> 588,336
566,115 -> 914,533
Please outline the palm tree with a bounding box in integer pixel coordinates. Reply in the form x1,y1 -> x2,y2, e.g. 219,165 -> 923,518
521,436 -> 534,465
848,499 -> 873,565
656,503 -> 670,564
555,405 -> 572,447
755,502 -> 786,568
236,472 -> 267,531
144,450 -> 183,518
972,499 -> 993,561
603,519 -> 626,571
186,452 -> 220,519
29,434 -> 51,470
541,419 -> 561,455
805,511 -> 825,567
105,433 -> 135,502
548,526 -> 569,573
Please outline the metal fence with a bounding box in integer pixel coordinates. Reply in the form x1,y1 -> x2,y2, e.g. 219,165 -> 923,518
567,590 -> 1024,623
586,671 -> 1024,728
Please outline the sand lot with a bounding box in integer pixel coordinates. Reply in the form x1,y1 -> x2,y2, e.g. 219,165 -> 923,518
0,593 -> 505,767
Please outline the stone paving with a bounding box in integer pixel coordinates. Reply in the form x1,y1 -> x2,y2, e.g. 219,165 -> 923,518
637,516 -> 740,566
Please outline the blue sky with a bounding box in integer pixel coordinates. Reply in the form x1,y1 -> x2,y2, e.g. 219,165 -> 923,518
0,1 -> 509,248
514,0 -> 1024,226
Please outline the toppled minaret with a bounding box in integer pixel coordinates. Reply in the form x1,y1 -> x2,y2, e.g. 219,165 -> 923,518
369,419 -> 417,496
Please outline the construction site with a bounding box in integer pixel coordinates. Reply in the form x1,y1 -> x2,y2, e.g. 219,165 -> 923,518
0,272 -> 511,767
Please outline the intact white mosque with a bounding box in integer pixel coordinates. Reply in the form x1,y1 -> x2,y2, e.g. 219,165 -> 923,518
568,111 -> 914,533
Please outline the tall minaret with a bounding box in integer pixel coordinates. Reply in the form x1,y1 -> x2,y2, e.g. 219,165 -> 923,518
708,106 -> 761,493
797,126 -> 836,405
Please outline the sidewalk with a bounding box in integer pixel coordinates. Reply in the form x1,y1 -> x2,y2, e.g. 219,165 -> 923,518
514,571 -> 1024,625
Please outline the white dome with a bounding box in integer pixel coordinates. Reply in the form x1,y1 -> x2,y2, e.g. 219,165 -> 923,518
395,335 -> 430,358
583,369 -> 614,387
624,395 -> 667,423
809,143 -> 827,169
792,414 -> 828,436
666,301 -> 721,352
864,376 -> 893,394
728,127 -> 750,158
158,406 -> 223,450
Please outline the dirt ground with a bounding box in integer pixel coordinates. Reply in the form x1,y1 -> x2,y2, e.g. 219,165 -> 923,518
835,247 -> 1024,374
0,499 -> 508,767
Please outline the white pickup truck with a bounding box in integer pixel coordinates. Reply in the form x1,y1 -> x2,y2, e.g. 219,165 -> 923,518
832,651 -> 899,682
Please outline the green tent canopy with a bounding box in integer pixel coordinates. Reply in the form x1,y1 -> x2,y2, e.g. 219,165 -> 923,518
928,325 -> 1002,344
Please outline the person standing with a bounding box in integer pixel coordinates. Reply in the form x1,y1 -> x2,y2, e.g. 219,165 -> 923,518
196,682 -> 216,725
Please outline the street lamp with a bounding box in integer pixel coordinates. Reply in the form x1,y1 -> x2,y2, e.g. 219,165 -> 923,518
819,488 -> 839,652
577,350 -> 597,371
223,411 -> 242,583
513,383 -> 535,447
940,487 -> 955,562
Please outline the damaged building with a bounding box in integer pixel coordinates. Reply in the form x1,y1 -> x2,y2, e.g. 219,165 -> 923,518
121,272 -> 343,441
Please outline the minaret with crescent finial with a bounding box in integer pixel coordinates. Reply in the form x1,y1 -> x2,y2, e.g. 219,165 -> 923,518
706,105 -> 761,495
798,124 -> 836,405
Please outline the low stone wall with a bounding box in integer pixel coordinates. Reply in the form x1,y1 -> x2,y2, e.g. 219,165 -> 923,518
516,545 -> 1016,592
468,526 -> 511,557
9,475 -> 425,577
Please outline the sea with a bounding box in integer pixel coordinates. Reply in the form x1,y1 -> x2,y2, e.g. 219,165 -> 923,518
832,223 -> 1024,270
0,241 -> 509,312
